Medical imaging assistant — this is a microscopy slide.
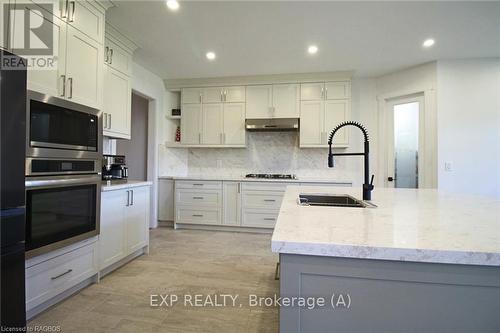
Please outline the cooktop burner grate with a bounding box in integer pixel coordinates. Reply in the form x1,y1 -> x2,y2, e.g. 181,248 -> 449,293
245,173 -> 297,179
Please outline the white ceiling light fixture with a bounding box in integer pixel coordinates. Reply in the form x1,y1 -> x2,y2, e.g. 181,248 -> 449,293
307,45 -> 318,55
166,0 -> 179,11
422,38 -> 435,48
206,51 -> 216,61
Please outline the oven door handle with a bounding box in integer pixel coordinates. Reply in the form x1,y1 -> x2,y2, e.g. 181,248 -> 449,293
26,175 -> 101,189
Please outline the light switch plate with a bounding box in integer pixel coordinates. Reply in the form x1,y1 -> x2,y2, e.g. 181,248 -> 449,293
444,162 -> 453,172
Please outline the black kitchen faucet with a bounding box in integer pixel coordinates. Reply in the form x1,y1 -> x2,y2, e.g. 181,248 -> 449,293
328,121 -> 374,201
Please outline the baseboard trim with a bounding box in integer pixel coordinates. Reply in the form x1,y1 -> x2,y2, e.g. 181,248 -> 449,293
99,247 -> 147,278
174,223 -> 273,234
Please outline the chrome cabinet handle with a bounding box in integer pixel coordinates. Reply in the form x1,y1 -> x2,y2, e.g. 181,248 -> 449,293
69,1 -> 75,22
192,196 -> 204,200
198,133 -> 201,144
62,0 -> 69,18
108,114 -> 111,129
60,75 -> 66,97
325,86 -> 328,99
192,214 -> 203,217
264,199 -> 276,202
105,47 -> 109,63
126,190 -> 130,206
109,48 -> 113,65
103,112 -> 107,129
193,183 -> 204,186
67,77 -> 73,99
224,90 -> 227,102
199,93 -> 202,103
321,87 -> 324,99
130,190 -> 134,205
237,183 -> 240,193
51,269 -> 72,280
263,218 -> 276,221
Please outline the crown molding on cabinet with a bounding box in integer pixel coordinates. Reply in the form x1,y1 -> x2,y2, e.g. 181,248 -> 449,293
105,22 -> 140,54
95,0 -> 115,11
164,71 -> 353,91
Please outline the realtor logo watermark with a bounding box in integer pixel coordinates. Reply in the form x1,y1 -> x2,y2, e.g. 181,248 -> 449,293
2,2 -> 58,70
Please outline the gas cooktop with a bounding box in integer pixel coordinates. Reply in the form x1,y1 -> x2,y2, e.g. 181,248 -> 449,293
245,173 -> 297,180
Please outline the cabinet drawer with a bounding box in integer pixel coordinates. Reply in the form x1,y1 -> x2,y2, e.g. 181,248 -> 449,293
176,207 -> 221,225
175,180 -> 222,190
26,242 -> 97,310
176,189 -> 221,206
242,210 -> 278,228
242,191 -> 284,209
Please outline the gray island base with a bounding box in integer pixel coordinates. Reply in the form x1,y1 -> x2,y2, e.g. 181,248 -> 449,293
279,253 -> 500,333
272,186 -> 500,333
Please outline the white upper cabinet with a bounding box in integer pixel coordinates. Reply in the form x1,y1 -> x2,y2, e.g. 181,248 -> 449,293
223,103 -> 246,145
65,25 -> 103,109
182,88 -> 203,104
246,85 -> 273,119
64,1 -> 104,43
300,82 -> 324,101
104,38 -> 131,75
202,87 -> 224,103
272,84 -> 299,118
324,100 -> 349,145
224,86 -> 245,103
103,66 -> 131,139
202,103 -> 224,144
300,100 -> 324,146
325,81 -> 350,100
181,104 -> 202,145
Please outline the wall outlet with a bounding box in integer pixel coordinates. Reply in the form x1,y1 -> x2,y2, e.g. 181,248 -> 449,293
444,162 -> 453,172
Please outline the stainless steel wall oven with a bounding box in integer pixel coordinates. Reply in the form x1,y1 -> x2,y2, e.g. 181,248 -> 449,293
25,92 -> 102,258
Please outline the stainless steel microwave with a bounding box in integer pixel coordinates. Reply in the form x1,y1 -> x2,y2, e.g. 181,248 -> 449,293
26,91 -> 102,160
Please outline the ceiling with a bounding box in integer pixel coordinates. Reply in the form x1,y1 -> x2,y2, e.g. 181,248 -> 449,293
107,1 -> 500,79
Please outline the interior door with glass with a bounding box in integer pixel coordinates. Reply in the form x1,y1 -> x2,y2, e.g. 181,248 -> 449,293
386,95 -> 424,188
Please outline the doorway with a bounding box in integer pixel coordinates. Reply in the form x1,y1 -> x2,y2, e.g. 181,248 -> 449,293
386,95 -> 424,188
116,93 -> 149,181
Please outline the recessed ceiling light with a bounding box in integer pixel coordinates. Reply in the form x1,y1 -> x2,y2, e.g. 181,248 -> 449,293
308,45 -> 318,55
206,52 -> 216,60
166,0 -> 179,11
422,38 -> 435,48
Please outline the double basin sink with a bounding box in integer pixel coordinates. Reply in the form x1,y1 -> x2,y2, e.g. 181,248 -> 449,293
298,194 -> 367,208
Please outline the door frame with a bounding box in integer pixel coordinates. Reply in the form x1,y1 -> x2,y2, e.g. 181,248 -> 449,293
385,94 -> 425,188
377,88 -> 437,189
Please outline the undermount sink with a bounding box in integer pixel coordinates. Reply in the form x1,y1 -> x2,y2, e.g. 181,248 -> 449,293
298,194 -> 366,208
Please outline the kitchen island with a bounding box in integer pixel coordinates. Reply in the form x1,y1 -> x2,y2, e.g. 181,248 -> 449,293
272,186 -> 500,333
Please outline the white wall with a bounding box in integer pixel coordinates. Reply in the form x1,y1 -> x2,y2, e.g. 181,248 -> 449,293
437,59 -> 500,197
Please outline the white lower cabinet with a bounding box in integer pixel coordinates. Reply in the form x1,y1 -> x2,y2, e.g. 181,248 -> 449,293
223,182 -> 241,226
99,185 -> 150,271
26,240 -> 98,314
158,179 -> 174,221
174,181 -> 222,225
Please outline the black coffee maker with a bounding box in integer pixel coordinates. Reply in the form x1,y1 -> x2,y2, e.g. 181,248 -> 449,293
102,155 -> 129,180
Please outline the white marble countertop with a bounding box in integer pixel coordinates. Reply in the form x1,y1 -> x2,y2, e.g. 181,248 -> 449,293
101,180 -> 153,192
272,186 -> 500,266
158,175 -> 352,185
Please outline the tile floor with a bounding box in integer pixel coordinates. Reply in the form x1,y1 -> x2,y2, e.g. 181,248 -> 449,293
28,228 -> 280,332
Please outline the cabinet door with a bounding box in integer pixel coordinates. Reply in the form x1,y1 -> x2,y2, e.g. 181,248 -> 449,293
325,81 -> 350,100
65,0 -> 104,44
25,6 -> 66,97
65,25 -> 103,109
181,88 -> 202,104
300,83 -> 324,101
224,86 -> 245,103
324,100 -> 350,146
0,0 -> 12,50
202,103 -> 223,144
202,87 -> 223,103
246,85 -> 272,119
105,38 -> 131,75
99,190 -> 126,269
181,104 -> 202,144
103,66 -> 131,139
126,187 -> 149,253
158,179 -> 174,221
299,100 -> 323,146
223,182 -> 241,226
223,103 -> 245,145
273,84 -> 299,118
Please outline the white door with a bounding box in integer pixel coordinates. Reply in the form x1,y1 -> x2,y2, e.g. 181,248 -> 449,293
325,81 -> 350,100
299,100 -> 323,146
99,190 -> 126,269
223,103 -> 246,145
202,87 -> 223,103
25,7 -> 66,97
245,85 -> 272,118
181,104 -> 202,144
224,86 -> 245,103
103,65 -> 131,139
181,88 -> 202,104
202,103 -> 223,144
126,187 -> 149,253
324,100 -> 350,146
223,182 -> 241,226
273,84 -> 299,118
386,96 -> 424,188
65,25 -> 103,109
300,83 -> 324,101
65,0 -> 104,43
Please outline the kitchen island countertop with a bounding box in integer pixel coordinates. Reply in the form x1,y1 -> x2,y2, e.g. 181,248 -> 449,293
272,186 -> 500,266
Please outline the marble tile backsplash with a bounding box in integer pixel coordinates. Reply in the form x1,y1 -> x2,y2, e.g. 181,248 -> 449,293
186,132 -> 359,181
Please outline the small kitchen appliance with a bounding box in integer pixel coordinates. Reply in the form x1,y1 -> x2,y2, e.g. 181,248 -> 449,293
102,155 -> 129,180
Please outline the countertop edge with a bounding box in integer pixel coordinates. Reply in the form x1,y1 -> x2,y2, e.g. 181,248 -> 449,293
101,180 -> 153,192
158,175 -> 352,184
271,240 -> 500,267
